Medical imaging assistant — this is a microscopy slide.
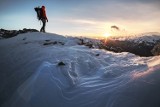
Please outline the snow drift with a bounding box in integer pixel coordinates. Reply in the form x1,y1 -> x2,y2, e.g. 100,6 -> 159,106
0,32 -> 160,107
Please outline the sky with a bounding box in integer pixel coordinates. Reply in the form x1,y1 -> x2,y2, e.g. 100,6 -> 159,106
0,0 -> 160,38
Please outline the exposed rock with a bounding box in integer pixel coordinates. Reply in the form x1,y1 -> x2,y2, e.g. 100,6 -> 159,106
43,41 -> 57,46
43,40 -> 64,46
58,61 -> 66,66
78,39 -> 85,45
58,41 -> 65,45
45,40 -> 50,42
22,37 -> 27,40
78,39 -> 95,48
95,54 -> 100,56
0,28 -> 39,39
152,43 -> 160,56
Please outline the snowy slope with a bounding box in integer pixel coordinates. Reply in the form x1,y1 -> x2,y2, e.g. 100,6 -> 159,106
0,32 -> 160,107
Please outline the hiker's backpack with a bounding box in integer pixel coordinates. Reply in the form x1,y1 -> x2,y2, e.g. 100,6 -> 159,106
34,7 -> 42,20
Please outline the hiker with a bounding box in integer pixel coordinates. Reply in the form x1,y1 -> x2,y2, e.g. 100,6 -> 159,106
34,6 -> 48,32
40,6 -> 48,32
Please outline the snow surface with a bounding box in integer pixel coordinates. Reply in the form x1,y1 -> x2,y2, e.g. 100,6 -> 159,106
0,32 -> 160,107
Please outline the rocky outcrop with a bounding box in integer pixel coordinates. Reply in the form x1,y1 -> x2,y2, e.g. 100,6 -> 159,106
152,43 -> 160,56
0,28 -> 38,39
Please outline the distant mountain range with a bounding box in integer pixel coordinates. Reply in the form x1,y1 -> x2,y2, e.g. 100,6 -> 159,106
100,32 -> 160,56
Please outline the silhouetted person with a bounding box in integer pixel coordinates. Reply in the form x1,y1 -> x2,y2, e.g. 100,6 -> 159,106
40,6 -> 48,32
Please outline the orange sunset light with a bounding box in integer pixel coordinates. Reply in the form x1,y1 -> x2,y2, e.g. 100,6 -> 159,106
103,32 -> 111,38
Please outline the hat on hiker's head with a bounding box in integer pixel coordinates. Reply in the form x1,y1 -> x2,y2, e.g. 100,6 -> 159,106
42,5 -> 45,8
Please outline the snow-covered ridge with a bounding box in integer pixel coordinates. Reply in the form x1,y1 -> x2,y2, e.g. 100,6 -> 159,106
1,29 -> 160,56
0,32 -> 160,107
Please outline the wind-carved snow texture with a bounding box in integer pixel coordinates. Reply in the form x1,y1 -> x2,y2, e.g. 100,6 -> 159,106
1,32 -> 160,107
2,55 -> 146,107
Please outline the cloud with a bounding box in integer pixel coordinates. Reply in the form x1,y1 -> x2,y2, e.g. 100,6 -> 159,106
111,25 -> 120,31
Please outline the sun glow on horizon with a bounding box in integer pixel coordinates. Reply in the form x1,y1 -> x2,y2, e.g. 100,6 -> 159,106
103,32 -> 111,38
